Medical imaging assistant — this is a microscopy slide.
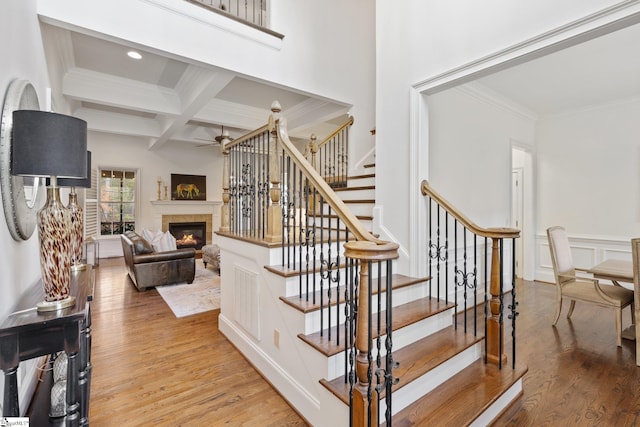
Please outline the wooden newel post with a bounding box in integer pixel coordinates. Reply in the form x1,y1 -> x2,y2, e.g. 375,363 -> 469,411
265,101 -> 282,243
487,237 -> 507,366
344,240 -> 399,427
219,136 -> 231,232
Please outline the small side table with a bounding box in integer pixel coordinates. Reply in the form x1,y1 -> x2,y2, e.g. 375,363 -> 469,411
84,236 -> 99,267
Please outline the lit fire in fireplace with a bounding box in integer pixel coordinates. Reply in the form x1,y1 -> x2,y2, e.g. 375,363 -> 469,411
177,233 -> 198,246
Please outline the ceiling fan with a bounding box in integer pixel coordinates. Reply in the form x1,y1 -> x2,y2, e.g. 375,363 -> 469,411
195,125 -> 233,147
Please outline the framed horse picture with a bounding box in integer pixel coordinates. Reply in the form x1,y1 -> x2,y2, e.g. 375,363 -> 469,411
171,174 -> 206,201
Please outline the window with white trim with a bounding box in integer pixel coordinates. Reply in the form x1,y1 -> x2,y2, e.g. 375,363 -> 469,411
99,168 -> 137,236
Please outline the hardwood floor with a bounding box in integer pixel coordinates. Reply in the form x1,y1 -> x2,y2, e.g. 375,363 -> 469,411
88,258 -> 306,426
87,259 -> 640,426
493,278 -> 640,426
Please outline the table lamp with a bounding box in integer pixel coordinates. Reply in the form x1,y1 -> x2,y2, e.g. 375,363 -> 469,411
57,151 -> 91,271
11,110 -> 87,312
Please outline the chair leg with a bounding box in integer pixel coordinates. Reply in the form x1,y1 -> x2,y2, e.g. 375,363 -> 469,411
553,297 -> 563,325
616,307 -> 623,347
632,304 -> 635,325
566,300 -> 576,319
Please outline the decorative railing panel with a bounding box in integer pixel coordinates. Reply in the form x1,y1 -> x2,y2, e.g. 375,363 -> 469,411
306,116 -> 353,189
421,180 -> 520,369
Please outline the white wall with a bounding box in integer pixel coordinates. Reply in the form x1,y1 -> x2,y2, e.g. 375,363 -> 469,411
38,0 -> 376,172
534,98 -> 640,281
375,0 -> 637,274
537,99 -> 640,237
427,87 -> 535,226
0,0 -> 54,413
88,131 -> 223,257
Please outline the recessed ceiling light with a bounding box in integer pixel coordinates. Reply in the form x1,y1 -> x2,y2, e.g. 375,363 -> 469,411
127,51 -> 142,60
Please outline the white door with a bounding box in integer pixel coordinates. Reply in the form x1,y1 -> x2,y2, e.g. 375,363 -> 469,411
511,168 -> 524,278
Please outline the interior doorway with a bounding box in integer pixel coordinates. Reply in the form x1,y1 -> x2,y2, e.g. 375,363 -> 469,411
511,144 -> 533,280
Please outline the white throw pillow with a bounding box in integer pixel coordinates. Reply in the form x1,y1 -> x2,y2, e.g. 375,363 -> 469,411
163,231 -> 177,251
142,228 -> 162,245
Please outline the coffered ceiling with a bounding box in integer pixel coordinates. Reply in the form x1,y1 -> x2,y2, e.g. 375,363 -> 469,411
39,16 -> 640,153
40,24 -> 351,151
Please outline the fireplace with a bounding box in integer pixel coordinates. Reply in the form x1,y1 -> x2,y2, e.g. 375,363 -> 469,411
169,222 -> 206,250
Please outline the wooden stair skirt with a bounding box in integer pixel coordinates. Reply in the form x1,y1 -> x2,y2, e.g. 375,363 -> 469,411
281,270 -> 527,426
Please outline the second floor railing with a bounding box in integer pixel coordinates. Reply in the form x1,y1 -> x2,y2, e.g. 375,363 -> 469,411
187,0 -> 278,35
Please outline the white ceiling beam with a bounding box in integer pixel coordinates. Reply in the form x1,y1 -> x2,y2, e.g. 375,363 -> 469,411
148,67 -> 235,150
194,98 -> 269,130
63,67 -> 181,115
74,107 -> 162,138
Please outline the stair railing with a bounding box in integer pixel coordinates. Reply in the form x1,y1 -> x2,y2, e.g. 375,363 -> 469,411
218,102 -> 398,426
420,180 -> 520,369
305,116 -> 353,189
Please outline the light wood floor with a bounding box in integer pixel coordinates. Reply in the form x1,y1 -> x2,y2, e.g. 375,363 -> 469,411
87,258 -> 640,426
88,257 -> 306,426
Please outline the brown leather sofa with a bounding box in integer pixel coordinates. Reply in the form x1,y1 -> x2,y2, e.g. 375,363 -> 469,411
120,231 -> 196,291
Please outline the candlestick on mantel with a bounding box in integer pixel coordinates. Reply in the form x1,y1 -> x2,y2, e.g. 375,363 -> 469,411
157,176 -> 162,200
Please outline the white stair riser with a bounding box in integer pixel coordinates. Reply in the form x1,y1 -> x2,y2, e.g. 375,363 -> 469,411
334,188 -> 376,200
381,342 -> 483,417
323,308 -> 456,381
299,280 -> 432,334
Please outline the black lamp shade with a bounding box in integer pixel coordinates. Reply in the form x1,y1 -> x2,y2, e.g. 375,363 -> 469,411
57,151 -> 91,188
11,110 -> 87,178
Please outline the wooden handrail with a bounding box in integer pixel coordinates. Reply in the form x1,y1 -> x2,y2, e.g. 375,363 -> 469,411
317,115 -> 354,148
223,123 -> 270,151
276,117 -> 382,244
420,180 -> 519,239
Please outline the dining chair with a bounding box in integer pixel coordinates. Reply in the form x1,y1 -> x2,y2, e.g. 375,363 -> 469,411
547,226 -> 634,347
631,238 -> 640,365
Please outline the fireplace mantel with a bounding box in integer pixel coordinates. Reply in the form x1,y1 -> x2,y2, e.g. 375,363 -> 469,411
150,200 -> 219,206
150,200 -> 222,244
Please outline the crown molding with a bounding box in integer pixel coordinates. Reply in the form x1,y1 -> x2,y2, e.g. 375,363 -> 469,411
454,82 -> 538,122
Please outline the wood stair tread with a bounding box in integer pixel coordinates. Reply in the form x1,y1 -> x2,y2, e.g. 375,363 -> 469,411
348,173 -> 375,180
364,163 -> 375,168
280,274 -> 431,313
387,360 -> 528,427
299,296 -> 455,357
312,213 -> 373,221
265,260 -> 348,278
333,185 -> 375,192
320,326 -> 484,404
337,199 -> 375,204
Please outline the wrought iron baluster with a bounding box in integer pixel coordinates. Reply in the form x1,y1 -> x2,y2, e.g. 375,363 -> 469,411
508,237 -> 519,368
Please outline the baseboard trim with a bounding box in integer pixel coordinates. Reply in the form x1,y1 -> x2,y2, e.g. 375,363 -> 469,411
218,313 -> 320,424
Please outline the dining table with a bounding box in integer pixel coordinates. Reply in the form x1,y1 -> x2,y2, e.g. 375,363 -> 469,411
587,259 -> 639,365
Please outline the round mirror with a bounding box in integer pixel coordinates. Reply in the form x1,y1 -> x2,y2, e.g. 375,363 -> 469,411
0,79 -> 45,241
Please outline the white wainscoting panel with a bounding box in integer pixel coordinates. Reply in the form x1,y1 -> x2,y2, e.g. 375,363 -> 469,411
234,265 -> 261,341
535,233 -> 632,284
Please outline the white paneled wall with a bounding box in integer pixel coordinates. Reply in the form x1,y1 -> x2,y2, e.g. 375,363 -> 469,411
535,232 -> 632,284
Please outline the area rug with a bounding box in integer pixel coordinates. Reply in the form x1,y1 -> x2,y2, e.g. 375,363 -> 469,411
157,265 -> 220,318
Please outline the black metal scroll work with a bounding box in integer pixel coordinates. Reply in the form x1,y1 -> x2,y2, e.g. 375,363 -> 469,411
507,238 -> 519,368
239,164 -> 255,219
346,258 -> 358,424
299,184 -> 316,303
320,252 -> 340,341
455,264 -> 477,335
428,239 -> 448,302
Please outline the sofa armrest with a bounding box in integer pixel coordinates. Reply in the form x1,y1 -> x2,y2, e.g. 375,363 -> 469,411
133,248 -> 196,264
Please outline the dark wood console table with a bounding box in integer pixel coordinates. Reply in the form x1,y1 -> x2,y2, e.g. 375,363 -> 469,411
0,267 -> 94,426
